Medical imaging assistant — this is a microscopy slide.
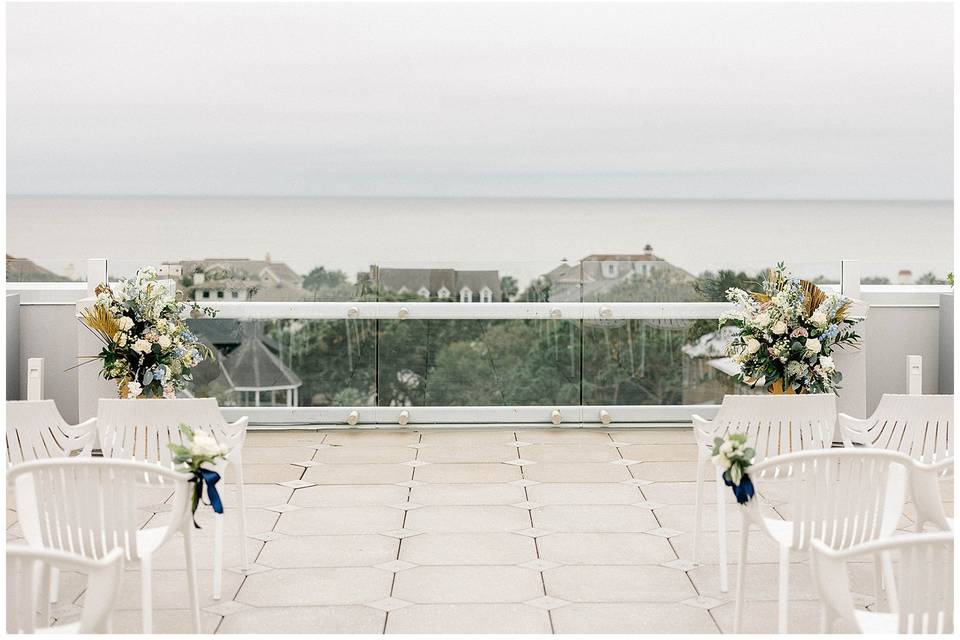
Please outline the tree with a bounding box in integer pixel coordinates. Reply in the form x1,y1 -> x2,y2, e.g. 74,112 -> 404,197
915,272 -> 947,285
304,266 -> 348,290
520,276 -> 552,302
500,275 -> 519,301
861,275 -> 891,285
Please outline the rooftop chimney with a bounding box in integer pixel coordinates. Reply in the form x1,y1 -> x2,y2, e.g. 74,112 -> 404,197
643,244 -> 653,256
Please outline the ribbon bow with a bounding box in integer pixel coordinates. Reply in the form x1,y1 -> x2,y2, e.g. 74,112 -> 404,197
189,468 -> 224,528
723,472 -> 755,505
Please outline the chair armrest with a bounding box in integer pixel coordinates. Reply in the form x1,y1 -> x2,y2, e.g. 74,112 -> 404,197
808,538 -> 858,632
837,412 -> 870,448
690,414 -> 717,447
222,416 -> 249,459
64,418 -> 98,456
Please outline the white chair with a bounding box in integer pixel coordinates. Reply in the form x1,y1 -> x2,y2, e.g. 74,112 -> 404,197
733,449 -> 909,633
97,398 -> 249,600
8,458 -> 201,633
691,393 -> 836,591
6,546 -> 125,634
910,457 -> 954,532
839,394 -> 953,462
810,532 -> 954,634
6,400 -> 96,466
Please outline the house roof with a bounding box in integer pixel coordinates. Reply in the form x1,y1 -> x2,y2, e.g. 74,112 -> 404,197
178,258 -> 302,285
373,268 -> 501,299
455,271 -> 501,298
219,336 -> 302,390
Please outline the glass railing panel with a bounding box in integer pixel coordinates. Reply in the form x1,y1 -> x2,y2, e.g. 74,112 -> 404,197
858,260 -> 953,286
5,257 -> 86,283
376,319 -> 581,409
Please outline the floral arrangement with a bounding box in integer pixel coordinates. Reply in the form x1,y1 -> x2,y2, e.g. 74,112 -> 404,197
712,433 -> 755,504
719,264 -> 862,394
168,424 -> 230,523
80,266 -> 216,399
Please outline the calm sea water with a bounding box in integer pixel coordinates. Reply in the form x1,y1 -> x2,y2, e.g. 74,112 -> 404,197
6,196 -> 953,286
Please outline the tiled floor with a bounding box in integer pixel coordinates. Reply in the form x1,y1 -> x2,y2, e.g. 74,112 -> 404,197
7,426 -> 952,634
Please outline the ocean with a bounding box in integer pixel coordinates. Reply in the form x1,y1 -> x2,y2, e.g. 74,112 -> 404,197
6,196 -> 954,286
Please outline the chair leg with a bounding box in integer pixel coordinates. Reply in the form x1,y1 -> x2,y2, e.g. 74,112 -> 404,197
733,514 -> 750,633
873,554 -> 887,611
716,466 -> 728,592
141,553 -> 153,634
692,451 -> 706,565
880,550 -> 899,613
48,567 -> 60,604
778,544 -> 790,634
183,526 -> 202,634
213,512 -> 224,600
236,460 -> 250,570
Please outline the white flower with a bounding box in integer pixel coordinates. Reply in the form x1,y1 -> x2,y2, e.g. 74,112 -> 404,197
771,321 -> 788,335
158,335 -> 172,349
744,338 -> 762,355
805,338 -> 822,354
754,312 -> 772,327
720,441 -> 734,455
819,355 -> 835,371
191,430 -> 227,457
132,339 -> 153,354
810,311 -> 829,327
118,316 -> 135,331
126,381 -> 143,398
711,453 -> 732,470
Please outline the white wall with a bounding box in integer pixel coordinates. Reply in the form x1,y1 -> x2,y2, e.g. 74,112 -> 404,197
865,305 -> 941,413
17,303 -> 79,423
6,294 -> 21,400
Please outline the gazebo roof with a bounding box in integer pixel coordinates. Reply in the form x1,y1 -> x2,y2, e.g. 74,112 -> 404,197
219,336 -> 302,391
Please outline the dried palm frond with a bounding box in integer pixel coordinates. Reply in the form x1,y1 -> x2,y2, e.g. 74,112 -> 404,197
835,300 -> 852,321
80,305 -> 121,343
749,292 -> 771,304
800,279 -> 827,317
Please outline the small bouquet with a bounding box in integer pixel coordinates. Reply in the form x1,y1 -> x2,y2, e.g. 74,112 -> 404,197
79,266 -> 216,399
719,263 -> 862,394
168,424 -> 230,525
711,433 -> 755,504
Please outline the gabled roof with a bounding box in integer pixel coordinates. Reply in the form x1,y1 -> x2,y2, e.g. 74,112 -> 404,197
219,336 -> 302,390
454,271 -> 501,299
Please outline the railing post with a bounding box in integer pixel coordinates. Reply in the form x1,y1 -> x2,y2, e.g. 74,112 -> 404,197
841,260 -> 860,300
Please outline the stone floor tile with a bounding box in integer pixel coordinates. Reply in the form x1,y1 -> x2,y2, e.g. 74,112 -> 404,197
290,483 -> 410,507
551,602 -> 719,634
670,530 -> 806,564
236,567 -> 393,606
543,564 -> 697,602
711,599 -> 854,633
688,561 -> 820,601
629,461 -> 701,482
537,532 -> 676,565
656,502 -> 781,532
520,429 -> 614,444
146,506 -> 279,537
323,431 -> 421,446
419,430 -> 521,445
392,565 -> 544,603
531,504 -> 659,532
522,444 -> 616,462
409,483 -> 526,506
404,505 -> 531,532
217,605 -> 385,633
243,431 -> 326,447
240,446 -> 319,463
385,603 -> 552,633
303,463 -> 413,485
526,482 -> 643,505
606,428 -> 694,444
104,608 -> 221,634
223,464 -> 304,484
366,597 -> 414,612
399,532 -> 537,565
413,463 -> 521,484
275,506 -> 404,535
94,569 -> 244,611
314,446 -> 416,464
258,534 -> 399,568
617,443 -> 700,461
417,444 -> 520,463
642,481 -> 734,505
216,483 -> 294,508
523,462 -> 631,483
147,536 -> 263,571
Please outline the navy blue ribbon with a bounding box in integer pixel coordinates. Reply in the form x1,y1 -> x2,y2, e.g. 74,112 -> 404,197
190,468 -> 224,528
723,472 -> 755,504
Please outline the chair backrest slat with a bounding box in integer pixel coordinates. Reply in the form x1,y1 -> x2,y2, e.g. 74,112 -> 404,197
853,395 -> 953,463
6,401 -> 94,466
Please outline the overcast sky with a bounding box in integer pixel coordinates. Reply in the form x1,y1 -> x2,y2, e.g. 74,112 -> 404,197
6,2 -> 953,199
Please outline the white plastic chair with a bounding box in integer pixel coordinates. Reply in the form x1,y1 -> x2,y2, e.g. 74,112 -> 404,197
691,393 -> 836,591
97,398 -> 249,600
733,448 -> 909,633
8,458 -> 201,633
839,394 -> 953,462
910,457 -> 954,532
6,400 -> 96,466
810,532 -> 954,634
6,546 -> 125,634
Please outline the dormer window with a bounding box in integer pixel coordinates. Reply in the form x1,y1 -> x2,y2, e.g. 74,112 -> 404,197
437,286 -> 450,299
417,287 -> 431,298
602,262 -> 618,279
479,286 -> 493,303
459,287 -> 473,303
397,286 -> 410,295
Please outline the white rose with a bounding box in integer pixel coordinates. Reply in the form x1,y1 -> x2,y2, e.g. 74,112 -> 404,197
720,441 -> 734,455
191,431 -> 225,457
132,339 -> 153,354
772,321 -> 788,335
158,335 -> 172,349
805,338 -> 822,354
125,381 -> 142,398
711,453 -> 732,470
118,316 -> 135,331
819,355 -> 835,371
810,311 -> 828,327
754,312 -> 771,327
744,338 -> 762,355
